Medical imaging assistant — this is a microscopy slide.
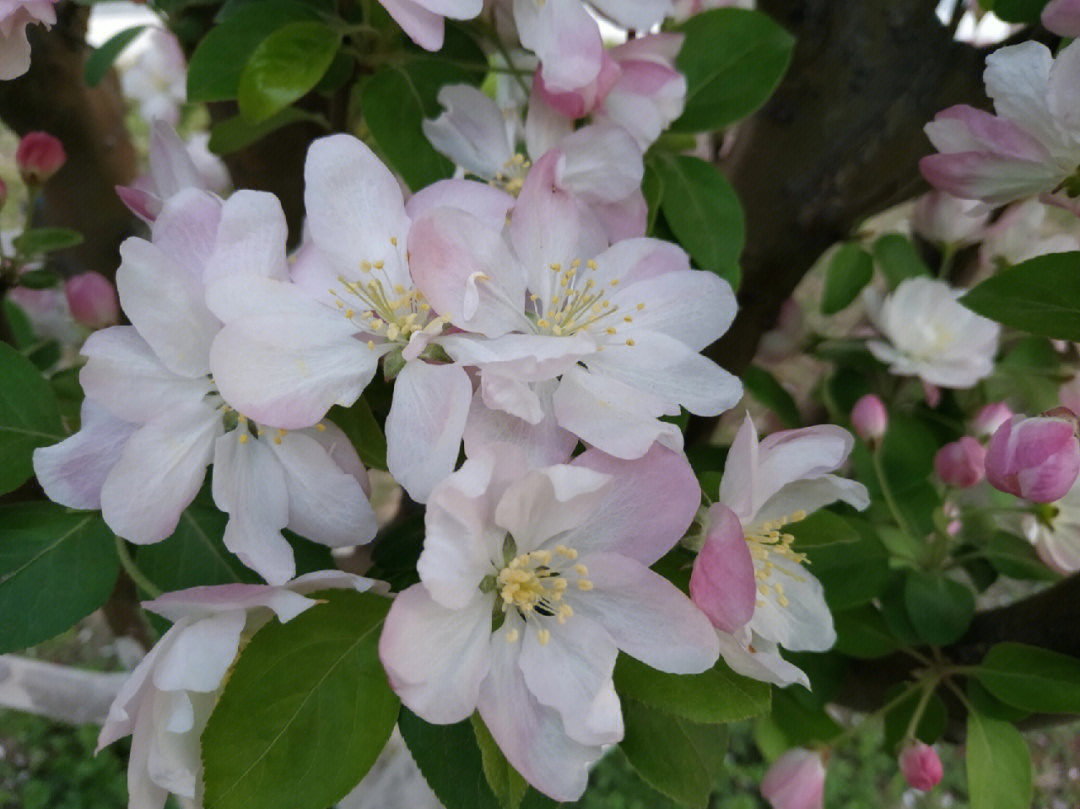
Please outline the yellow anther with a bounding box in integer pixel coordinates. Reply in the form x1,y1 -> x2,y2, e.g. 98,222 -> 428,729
336,300 -> 344,309
537,629 -> 551,645
273,436 -> 282,445
505,628 -> 520,643
610,279 -> 619,286
531,550 -> 553,565
606,327 -> 617,335
587,259 -> 598,270
316,423 -> 326,432
345,309 -> 355,319
577,579 -> 593,591
626,338 -> 636,347
361,261 -> 372,272
637,303 -> 645,310
573,563 -> 588,577
624,316 -> 633,323
537,319 -> 550,329
367,340 -> 375,350
238,433 -> 249,444
550,262 -> 562,271
374,261 -> 385,269
552,578 -> 569,591
390,237 -> 398,246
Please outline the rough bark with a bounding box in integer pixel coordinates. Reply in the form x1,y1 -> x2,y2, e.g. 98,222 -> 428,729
0,3 -> 138,280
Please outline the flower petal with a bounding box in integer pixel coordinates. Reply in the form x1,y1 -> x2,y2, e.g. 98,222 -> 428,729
202,190 -> 289,285
152,610 -> 246,692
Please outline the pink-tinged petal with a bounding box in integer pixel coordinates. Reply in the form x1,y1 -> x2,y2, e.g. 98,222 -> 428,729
379,584 -> 492,722
80,326 -> 210,424
267,429 -> 377,548
754,475 -> 869,526
143,582 -> 318,624
552,366 -> 682,459
421,83 -> 513,179
556,123 -> 643,203
509,151 -> 608,301
924,105 -> 1049,160
202,190 -> 288,285
590,0 -> 672,29
408,207 -> 529,337
149,188 -> 223,281
481,373 -> 543,424
385,360 -> 472,503
152,610 -> 246,692
567,443 -> 699,565
304,134 -> 410,288
115,185 -> 160,223
533,51 -> 621,120
495,464 -> 611,551
750,423 -> 856,516
33,400 -> 137,511
601,62 -> 686,150
690,504 -> 756,633
441,332 -> 594,382
115,237 -> 219,378
611,32 -> 684,65
406,178 -> 515,231
574,552 -> 720,673
918,152 -> 1064,203
716,629 -> 811,688
208,276 -> 379,430
761,748 -> 826,809
586,331 -> 742,416
478,618 -> 602,802
719,414 -> 760,523
379,0 -> 445,50
588,236 -> 691,288
898,740 -> 944,792
1048,38 -> 1080,133
148,120 -> 205,200
99,400 -> 221,544
524,92 -> 574,160
514,0 -> 604,95
463,386 -> 578,467
287,570 -> 379,596
98,627 -> 172,750
212,430 -> 294,585
984,42 -> 1058,148
519,617 -> 621,746
987,414 -> 1080,502
591,192 -> 649,241
610,265 -> 738,352
0,23 -> 31,80
1044,0 -> 1080,35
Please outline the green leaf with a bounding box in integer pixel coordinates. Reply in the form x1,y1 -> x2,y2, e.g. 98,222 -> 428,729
399,709 -> 502,809
832,604 -> 899,659
15,269 -> 60,290
187,0 -> 324,103
981,532 -> 1060,581
136,503 -> 259,592
877,414 -> 941,539
329,397 -> 387,471
619,699 -> 727,809
238,21 -> 340,123
903,570 -> 974,646
822,244 -> 873,314
471,715 -> 528,809
653,154 -> 744,287
987,0 -> 1049,23
672,8 -> 794,132
960,252 -> 1080,341
85,25 -> 146,87
787,509 -> 859,550
613,655 -> 770,724
802,518 -> 890,610
13,227 -> 84,257
768,686 -> 842,747
0,342 -> 63,495
0,504 -> 118,653
975,642 -> 1080,714
882,685 -> 947,750
872,234 -> 930,288
742,365 -> 800,428
208,107 -> 312,155
966,710 -> 1032,809
201,591 -> 399,809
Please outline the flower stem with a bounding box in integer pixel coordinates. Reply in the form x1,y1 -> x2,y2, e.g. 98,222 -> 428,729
872,446 -> 915,538
114,535 -> 163,599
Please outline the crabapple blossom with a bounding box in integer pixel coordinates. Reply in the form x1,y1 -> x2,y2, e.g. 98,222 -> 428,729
898,740 -> 944,792
408,150 -> 741,460
978,199 -> 1080,268
934,436 -> 986,488
379,0 -> 483,51
972,401 -> 1014,438
423,82 -> 647,237
206,134 -> 514,501
119,29 -> 186,127
850,393 -> 887,443
1022,476 -> 1080,573
64,271 -> 119,330
921,41 -> 1080,207
760,748 -> 826,809
97,572 -> 376,809
986,412 -> 1080,503
32,189 -> 378,584
1042,0 -> 1080,37
910,191 -> 989,247
866,277 -> 1000,389
691,414 -> 869,687
0,0 -> 56,80
379,442 -> 719,801
15,130 -> 64,184
117,120 -> 231,223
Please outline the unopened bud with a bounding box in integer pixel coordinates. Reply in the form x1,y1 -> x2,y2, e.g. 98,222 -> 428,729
934,437 -> 986,488
851,394 -> 888,443
898,741 -> 943,792
64,272 -> 118,330
986,413 -> 1080,503
16,131 -> 66,185
972,402 -> 1013,438
689,504 -> 755,633
761,748 -> 826,809
1042,0 -> 1080,36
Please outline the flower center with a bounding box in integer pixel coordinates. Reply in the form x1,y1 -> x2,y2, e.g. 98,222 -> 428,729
493,153 -> 530,196
745,511 -> 808,608
528,258 -> 645,346
329,259 -> 447,348
488,543 -> 592,645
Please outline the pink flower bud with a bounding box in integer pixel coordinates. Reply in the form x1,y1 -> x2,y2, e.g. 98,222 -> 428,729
64,272 -> 118,330
689,504 -> 755,633
986,413 -> 1080,503
16,131 -> 66,185
972,402 -> 1013,438
532,50 -> 620,119
1043,0 -> 1080,36
0,176 -> 7,209
898,741 -> 943,791
851,394 -> 888,443
761,748 -> 826,809
934,437 -> 986,488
